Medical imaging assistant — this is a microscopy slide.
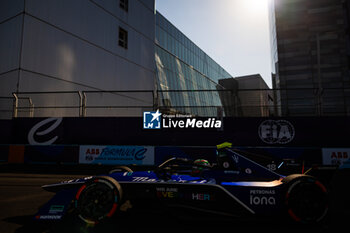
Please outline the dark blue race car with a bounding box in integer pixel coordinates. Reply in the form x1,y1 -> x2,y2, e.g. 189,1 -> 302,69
35,143 -> 329,225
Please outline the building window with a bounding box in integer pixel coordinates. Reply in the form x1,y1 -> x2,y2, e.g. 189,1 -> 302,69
120,0 -> 128,12
118,27 -> 128,49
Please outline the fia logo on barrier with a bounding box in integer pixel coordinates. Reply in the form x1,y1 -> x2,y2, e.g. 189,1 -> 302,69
143,110 -> 162,129
258,120 -> 295,144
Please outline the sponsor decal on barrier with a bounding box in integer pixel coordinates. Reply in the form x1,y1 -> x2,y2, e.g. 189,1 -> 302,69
340,159 -> 350,169
79,145 -> 154,165
322,148 -> 350,166
143,110 -> 222,129
28,118 -> 62,145
258,120 -> 295,144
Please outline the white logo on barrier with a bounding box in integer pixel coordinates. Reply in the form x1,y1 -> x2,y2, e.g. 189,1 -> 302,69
258,120 -> 295,144
28,118 -> 62,145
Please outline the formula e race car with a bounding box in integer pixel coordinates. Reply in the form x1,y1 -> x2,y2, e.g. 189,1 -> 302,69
35,143 -> 329,225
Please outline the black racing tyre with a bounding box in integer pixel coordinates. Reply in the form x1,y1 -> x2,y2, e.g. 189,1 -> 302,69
108,166 -> 133,174
283,174 -> 328,223
75,176 -> 122,225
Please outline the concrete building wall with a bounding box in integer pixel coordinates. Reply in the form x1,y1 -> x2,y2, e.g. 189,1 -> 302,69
219,75 -> 273,117
0,0 -> 156,118
235,75 -> 273,117
0,0 -> 25,118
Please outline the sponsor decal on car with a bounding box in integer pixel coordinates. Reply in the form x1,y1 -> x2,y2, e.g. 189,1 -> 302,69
36,215 -> 62,220
132,177 -> 157,182
249,189 -> 276,205
192,193 -> 211,201
156,187 -> 180,198
155,187 -> 213,201
49,205 -> 65,214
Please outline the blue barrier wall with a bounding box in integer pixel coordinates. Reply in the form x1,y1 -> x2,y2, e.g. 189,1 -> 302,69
1,117 -> 349,168
1,117 -> 349,147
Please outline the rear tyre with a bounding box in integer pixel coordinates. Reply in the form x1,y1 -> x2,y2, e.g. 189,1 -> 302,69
75,176 -> 122,225
283,175 -> 328,223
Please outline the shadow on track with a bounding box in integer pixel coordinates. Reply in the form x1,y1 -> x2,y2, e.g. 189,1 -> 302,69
8,209 -> 340,233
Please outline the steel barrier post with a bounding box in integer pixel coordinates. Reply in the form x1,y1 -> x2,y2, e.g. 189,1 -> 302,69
12,93 -> 18,118
82,92 -> 86,117
78,91 -> 83,117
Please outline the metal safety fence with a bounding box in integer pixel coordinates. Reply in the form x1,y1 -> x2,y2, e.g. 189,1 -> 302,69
0,88 -> 349,119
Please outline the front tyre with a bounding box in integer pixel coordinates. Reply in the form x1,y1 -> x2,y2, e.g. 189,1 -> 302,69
283,175 -> 328,223
75,176 -> 122,225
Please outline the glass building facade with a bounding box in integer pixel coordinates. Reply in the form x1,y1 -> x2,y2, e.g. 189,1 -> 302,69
269,0 -> 350,116
155,12 -> 232,116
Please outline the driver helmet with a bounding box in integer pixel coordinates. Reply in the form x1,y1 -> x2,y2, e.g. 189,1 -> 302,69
192,159 -> 210,176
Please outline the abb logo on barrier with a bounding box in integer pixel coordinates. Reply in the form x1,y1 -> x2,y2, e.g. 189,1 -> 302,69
330,151 -> 348,159
85,148 -> 101,155
322,148 -> 350,166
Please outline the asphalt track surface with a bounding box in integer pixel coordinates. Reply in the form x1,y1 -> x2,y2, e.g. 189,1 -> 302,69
0,165 -> 348,233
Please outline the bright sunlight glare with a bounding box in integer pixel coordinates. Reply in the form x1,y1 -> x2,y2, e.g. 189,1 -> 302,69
241,0 -> 270,15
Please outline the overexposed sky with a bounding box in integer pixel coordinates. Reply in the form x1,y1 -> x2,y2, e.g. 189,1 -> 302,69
156,0 -> 272,87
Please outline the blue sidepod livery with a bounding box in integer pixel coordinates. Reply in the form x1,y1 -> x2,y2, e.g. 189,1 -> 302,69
35,143 -> 329,225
